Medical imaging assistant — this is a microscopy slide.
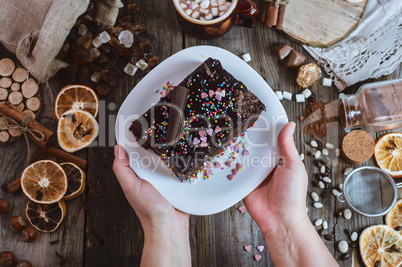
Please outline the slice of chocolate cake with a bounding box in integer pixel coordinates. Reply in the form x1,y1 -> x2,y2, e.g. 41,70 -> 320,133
130,58 -> 266,180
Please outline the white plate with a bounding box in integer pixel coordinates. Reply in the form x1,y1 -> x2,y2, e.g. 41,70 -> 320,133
116,46 -> 288,215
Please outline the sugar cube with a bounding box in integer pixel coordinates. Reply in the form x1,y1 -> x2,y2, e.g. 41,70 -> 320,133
302,88 -> 312,99
124,63 -> 138,76
323,78 -> 332,87
78,24 -> 88,36
295,94 -> 305,103
118,30 -> 134,48
90,72 -> 101,83
90,47 -> 100,57
99,31 -> 111,43
275,91 -> 283,100
283,91 -> 292,100
136,59 -> 148,70
242,53 -> 251,63
92,37 -> 103,48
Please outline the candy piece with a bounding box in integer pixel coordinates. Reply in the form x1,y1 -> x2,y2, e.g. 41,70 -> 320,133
215,126 -> 221,132
227,174 -> 234,181
208,90 -> 215,97
272,44 -> 293,60
232,169 -> 239,175
236,163 -> 243,170
234,145 -> 241,153
282,91 -> 292,100
201,141 -> 208,147
254,255 -> 262,261
199,130 -> 206,137
201,92 -> 208,99
205,169 -> 213,176
214,162 -> 221,168
206,128 -> 213,136
242,53 -> 252,63
193,137 -> 200,144
296,63 -> 321,88
295,94 -> 305,103
323,78 -> 332,87
281,49 -> 306,69
302,88 -> 312,99
244,244 -> 251,251
205,162 -> 212,169
242,149 -> 250,156
225,161 -> 232,167
238,206 -> 245,213
200,136 -> 207,142
275,91 -> 283,100
257,246 -> 264,252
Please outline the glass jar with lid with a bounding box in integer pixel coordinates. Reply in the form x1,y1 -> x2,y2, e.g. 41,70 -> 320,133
339,79 -> 402,132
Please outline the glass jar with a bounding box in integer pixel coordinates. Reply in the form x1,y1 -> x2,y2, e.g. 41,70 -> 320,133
339,79 -> 402,132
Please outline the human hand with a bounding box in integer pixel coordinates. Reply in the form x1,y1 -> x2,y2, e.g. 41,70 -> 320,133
243,122 -> 308,235
113,145 -> 189,231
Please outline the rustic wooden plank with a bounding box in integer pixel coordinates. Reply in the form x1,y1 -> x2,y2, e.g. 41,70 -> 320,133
0,46 -> 86,266
84,0 -> 183,266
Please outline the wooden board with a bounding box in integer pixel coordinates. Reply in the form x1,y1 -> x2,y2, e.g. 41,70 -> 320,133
0,0 -> 401,266
282,0 -> 367,47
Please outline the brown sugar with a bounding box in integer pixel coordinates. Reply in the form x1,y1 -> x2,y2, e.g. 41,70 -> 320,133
341,130 -> 375,164
301,101 -> 339,138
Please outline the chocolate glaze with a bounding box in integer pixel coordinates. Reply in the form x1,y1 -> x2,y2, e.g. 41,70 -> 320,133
130,58 -> 265,180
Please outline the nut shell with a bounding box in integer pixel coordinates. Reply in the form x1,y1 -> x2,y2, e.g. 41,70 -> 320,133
0,251 -> 14,267
10,216 -> 26,232
17,260 -> 33,267
0,199 -> 12,214
22,226 -> 38,242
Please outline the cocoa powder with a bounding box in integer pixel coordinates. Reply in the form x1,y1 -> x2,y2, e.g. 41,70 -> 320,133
301,102 -> 338,138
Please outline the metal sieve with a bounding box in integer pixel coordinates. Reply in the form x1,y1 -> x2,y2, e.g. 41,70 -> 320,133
337,166 -> 402,217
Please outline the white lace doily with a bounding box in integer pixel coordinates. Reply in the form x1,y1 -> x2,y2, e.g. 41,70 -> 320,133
303,0 -> 402,91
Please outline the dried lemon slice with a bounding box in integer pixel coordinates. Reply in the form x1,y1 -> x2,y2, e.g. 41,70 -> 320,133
21,160 -> 67,204
57,110 -> 99,152
374,133 -> 402,178
386,199 -> 402,234
60,162 -> 85,200
54,85 -> 99,120
26,200 -> 66,232
360,225 -> 402,267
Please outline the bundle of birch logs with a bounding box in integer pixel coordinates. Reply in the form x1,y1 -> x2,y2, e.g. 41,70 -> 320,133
0,58 -> 41,143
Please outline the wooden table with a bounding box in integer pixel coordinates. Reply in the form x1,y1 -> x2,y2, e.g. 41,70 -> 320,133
0,0 -> 401,266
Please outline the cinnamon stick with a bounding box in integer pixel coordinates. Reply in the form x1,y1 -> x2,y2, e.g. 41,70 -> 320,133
266,2 -> 278,27
0,103 -> 52,147
260,4 -> 269,23
43,146 -> 87,169
7,178 -> 21,194
276,4 -> 286,30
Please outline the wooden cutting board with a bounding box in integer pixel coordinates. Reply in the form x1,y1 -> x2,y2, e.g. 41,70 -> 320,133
281,0 -> 367,47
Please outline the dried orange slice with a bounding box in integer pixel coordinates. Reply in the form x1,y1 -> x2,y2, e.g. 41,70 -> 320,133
26,200 -> 66,232
386,199 -> 402,234
57,110 -> 99,153
374,133 -> 402,178
54,85 -> 99,121
360,225 -> 402,267
60,162 -> 85,200
21,160 -> 67,204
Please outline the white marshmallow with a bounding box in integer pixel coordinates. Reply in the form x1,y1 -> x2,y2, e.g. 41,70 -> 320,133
242,53 -> 251,63
302,88 -> 312,98
323,78 -> 332,87
191,11 -> 200,18
200,0 -> 210,9
295,94 -> 305,103
275,91 -> 283,100
283,91 -> 292,100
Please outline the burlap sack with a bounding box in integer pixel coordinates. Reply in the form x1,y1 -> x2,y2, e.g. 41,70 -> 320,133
0,0 -> 123,83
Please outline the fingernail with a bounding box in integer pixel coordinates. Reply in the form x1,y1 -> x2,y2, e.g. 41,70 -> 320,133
289,122 -> 296,136
114,145 -> 119,157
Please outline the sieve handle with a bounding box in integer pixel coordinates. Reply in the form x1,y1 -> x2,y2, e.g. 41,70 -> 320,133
396,182 -> 402,188
337,192 -> 345,203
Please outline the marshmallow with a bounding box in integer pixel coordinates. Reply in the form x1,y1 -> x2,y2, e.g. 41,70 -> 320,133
283,91 -> 292,100
323,78 -> 332,87
302,88 -> 312,99
275,91 -> 283,100
295,94 -> 305,103
242,53 -> 251,63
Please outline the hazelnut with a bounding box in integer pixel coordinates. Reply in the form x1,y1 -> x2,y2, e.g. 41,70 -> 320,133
10,216 -> 26,232
0,199 -> 12,214
17,260 -> 33,267
22,226 -> 38,242
0,251 -> 14,267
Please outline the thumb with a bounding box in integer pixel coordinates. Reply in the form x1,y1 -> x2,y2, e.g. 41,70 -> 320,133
113,145 -> 141,193
277,122 -> 300,166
